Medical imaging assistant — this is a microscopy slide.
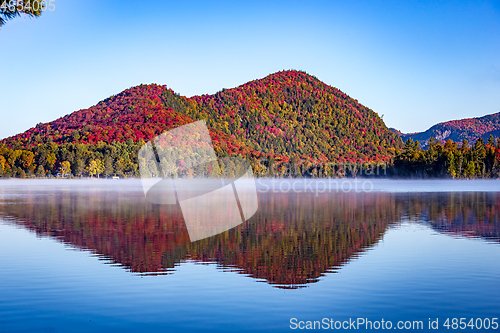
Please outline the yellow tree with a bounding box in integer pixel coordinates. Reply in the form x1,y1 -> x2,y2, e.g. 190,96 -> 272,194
0,155 -> 5,176
60,161 -> 71,177
46,153 -> 57,173
87,159 -> 105,178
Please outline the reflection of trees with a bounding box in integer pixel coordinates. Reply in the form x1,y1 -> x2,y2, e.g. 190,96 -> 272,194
0,188 -> 191,273
399,192 -> 500,242
186,192 -> 396,288
1,187 -> 499,289
0,187 -> 396,288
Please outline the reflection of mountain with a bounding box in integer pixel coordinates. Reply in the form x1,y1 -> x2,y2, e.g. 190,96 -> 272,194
186,192 -> 395,288
1,186 -> 499,289
0,185 -> 394,289
0,189 -> 191,273
399,192 -> 500,242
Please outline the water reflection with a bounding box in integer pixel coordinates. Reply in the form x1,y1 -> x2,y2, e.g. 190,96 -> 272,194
408,192 -> 500,242
0,183 -> 499,289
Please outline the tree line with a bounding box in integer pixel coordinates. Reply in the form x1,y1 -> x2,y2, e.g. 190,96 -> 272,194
2,135 -> 500,179
393,135 -> 500,178
0,140 -> 142,179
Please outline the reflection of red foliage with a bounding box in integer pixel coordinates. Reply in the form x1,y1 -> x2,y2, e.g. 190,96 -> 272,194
428,194 -> 500,241
1,190 -> 499,288
0,189 -> 395,288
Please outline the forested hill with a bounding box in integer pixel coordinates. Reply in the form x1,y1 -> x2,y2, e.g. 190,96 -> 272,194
397,112 -> 500,147
190,71 -> 402,163
2,84 -> 263,158
0,70 -> 402,178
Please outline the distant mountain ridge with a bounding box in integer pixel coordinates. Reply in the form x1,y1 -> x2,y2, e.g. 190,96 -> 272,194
395,112 -> 500,147
1,70 -> 402,164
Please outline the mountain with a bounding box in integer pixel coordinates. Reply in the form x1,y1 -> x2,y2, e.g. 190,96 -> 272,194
0,70 -> 402,178
397,112 -> 500,147
187,70 -> 402,163
2,84 -> 263,158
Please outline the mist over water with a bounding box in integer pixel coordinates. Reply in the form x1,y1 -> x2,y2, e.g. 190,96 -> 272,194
2,178 -> 500,192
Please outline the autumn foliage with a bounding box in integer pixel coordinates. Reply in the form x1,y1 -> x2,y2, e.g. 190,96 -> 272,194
0,70 -> 402,178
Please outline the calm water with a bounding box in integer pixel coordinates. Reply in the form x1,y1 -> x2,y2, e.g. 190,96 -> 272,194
0,179 -> 499,332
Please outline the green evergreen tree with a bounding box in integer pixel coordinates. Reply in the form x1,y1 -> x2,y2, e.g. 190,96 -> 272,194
17,167 -> 26,179
104,157 -> 114,178
473,138 -> 486,177
73,160 -> 85,178
446,152 -> 457,178
464,161 -> 476,178
35,165 -> 46,177
461,139 -> 468,150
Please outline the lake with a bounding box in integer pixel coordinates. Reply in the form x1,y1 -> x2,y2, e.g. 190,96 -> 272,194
1,179 -> 499,332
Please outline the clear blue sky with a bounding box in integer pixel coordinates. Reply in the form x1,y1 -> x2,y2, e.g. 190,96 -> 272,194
1,0 -> 499,139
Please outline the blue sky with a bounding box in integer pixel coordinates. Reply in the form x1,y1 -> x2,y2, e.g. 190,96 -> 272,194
1,0 -> 499,139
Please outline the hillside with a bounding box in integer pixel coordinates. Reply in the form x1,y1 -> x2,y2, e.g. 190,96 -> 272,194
1,84 -> 261,157
398,112 -> 500,147
190,71 -> 401,163
0,70 -> 402,178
